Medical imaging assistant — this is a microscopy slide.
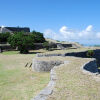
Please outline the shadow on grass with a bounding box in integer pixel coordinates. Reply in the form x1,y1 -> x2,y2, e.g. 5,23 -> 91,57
83,60 -> 98,73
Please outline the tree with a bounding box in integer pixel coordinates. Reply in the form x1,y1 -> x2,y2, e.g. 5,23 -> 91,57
8,32 -> 34,54
8,30 -> 46,53
31,31 -> 45,43
0,32 -> 11,43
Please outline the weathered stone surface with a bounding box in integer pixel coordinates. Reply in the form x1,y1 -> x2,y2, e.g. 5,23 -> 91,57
32,59 -> 64,72
36,53 -> 63,57
57,43 -> 65,50
31,58 -> 68,100
32,87 -> 53,100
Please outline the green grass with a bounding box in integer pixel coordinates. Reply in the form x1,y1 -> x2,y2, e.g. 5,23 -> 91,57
2,51 -> 19,55
0,51 -> 50,100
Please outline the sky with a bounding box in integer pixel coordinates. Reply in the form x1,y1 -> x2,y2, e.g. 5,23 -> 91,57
0,0 -> 100,45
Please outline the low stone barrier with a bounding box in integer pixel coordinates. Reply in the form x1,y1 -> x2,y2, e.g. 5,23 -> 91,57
31,58 -> 98,100
31,61 -> 68,100
36,53 -> 64,57
31,50 -> 100,100
0,44 -> 12,51
36,51 -> 87,58
32,58 -> 64,72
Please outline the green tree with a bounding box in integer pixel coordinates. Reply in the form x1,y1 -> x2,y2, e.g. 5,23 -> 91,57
8,32 -> 34,54
31,31 -> 45,43
0,32 -> 11,43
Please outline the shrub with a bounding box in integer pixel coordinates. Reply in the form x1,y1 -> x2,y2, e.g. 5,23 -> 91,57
98,67 -> 100,73
86,50 -> 94,58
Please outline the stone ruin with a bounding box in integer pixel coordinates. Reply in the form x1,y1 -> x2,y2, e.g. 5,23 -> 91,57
32,58 -> 64,72
31,52 -> 98,100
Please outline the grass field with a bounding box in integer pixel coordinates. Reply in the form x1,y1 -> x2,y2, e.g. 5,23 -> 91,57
0,50 -> 50,100
47,57 -> 100,100
1,48 -> 100,100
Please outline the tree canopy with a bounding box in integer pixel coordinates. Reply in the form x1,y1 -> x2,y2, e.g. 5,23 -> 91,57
30,31 -> 45,43
8,31 -> 45,53
0,32 -> 11,43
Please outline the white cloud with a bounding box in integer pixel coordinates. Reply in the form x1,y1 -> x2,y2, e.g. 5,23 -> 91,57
78,25 -> 93,38
96,32 -> 100,39
85,25 -> 93,31
44,29 -> 62,40
59,26 -> 75,39
44,29 -> 54,38
44,25 -> 100,44
59,25 -> 95,40
59,26 -> 68,33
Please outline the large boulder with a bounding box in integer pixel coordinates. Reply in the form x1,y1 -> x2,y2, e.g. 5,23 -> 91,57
32,58 -> 64,72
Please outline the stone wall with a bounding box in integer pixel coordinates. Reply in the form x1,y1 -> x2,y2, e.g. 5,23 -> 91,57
31,50 -> 99,100
0,44 -> 13,51
33,43 -> 44,50
56,43 -> 73,50
36,49 -> 100,65
31,57 -> 97,100
32,58 -> 64,72
31,61 -> 68,100
36,53 -> 64,57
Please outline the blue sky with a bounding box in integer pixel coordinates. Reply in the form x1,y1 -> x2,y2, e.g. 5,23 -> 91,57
0,0 -> 100,45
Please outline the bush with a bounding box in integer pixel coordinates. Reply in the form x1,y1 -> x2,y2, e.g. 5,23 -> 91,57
43,42 -> 50,50
8,32 -> 34,54
0,32 -> 11,43
98,67 -> 100,73
86,50 -> 94,58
